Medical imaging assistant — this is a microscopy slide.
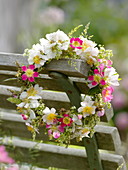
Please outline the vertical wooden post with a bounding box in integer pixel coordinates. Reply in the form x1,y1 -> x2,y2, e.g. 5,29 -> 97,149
49,71 -> 103,170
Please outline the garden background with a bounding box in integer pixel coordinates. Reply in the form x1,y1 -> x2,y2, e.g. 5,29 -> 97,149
0,0 -> 128,168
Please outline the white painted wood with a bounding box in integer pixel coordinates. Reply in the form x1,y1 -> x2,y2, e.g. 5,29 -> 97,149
0,136 -> 126,170
0,111 -> 122,153
0,85 -> 113,121
0,84 -> 69,102
0,53 -> 90,77
95,125 -> 122,154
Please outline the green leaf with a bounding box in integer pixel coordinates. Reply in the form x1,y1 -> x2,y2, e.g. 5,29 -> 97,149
7,97 -> 21,104
4,78 -> 17,82
88,85 -> 101,95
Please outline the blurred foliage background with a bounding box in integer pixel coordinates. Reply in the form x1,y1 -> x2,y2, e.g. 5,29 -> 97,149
0,0 -> 128,165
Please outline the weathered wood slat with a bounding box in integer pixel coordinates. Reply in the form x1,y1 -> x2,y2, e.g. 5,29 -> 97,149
0,111 -> 121,153
0,85 -> 114,122
0,136 -> 126,170
0,70 -> 89,94
0,52 -> 90,77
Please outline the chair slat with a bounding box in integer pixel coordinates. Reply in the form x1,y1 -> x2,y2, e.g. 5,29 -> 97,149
0,52 -> 90,77
0,111 -> 121,153
0,85 -> 114,122
0,71 -> 89,94
0,136 -> 126,170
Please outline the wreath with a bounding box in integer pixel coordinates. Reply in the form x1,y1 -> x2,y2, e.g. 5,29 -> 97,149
7,24 -> 120,145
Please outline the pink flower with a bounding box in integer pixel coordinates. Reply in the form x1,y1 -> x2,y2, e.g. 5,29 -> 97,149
87,69 -> 104,88
97,109 -> 105,117
7,166 -> 19,170
100,79 -> 106,85
0,145 -> 15,164
21,65 -> 39,82
58,125 -> 64,133
21,114 -> 28,120
94,69 -> 100,74
78,114 -> 82,119
46,124 -> 52,129
115,112 -> 128,130
98,59 -> 113,69
107,60 -> 113,66
48,129 -> 52,136
53,131 -> 60,139
102,86 -> 114,102
88,75 -> 94,81
70,37 -> 83,49
58,114 -> 73,127
112,90 -> 127,110
92,81 -> 98,86
98,64 -> 105,71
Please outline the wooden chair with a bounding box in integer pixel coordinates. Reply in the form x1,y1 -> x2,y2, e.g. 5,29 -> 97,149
0,52 -> 126,170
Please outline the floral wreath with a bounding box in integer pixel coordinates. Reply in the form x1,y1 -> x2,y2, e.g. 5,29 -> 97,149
8,24 -> 120,145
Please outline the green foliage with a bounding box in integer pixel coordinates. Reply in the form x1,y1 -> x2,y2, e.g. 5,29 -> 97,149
68,24 -> 83,38
3,78 -> 17,82
7,97 -> 21,104
88,85 -> 101,95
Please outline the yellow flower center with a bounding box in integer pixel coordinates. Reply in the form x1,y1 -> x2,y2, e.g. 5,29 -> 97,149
82,42 -> 90,51
47,113 -> 56,121
105,90 -> 110,96
26,69 -> 34,77
94,75 -> 101,82
27,87 -> 38,97
81,128 -> 89,134
87,58 -> 94,65
58,40 -> 63,44
72,41 -> 80,47
17,107 -> 23,112
63,117 -> 70,125
83,106 -> 93,114
27,126 -> 34,132
33,55 -> 41,64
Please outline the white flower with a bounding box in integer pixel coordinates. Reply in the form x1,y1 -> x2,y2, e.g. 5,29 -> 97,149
28,44 -> 49,67
42,107 -> 57,124
72,115 -> 82,125
78,127 -> 90,138
75,37 -> 99,62
40,30 -> 70,59
104,67 -> 119,86
26,122 -> 39,133
29,109 -> 36,119
20,84 -> 43,100
46,30 -> 70,50
40,38 -> 57,59
17,85 -> 43,109
17,99 -> 40,109
32,43 -> 44,52
21,109 -> 36,121
83,95 -> 94,105
71,127 -> 90,140
29,99 -> 40,108
78,95 -> 96,117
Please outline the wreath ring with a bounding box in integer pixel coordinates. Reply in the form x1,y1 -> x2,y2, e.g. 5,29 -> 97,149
7,24 -> 120,144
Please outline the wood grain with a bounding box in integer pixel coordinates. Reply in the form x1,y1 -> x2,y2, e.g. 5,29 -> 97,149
0,136 -> 126,170
0,52 -> 90,77
0,111 -> 121,153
